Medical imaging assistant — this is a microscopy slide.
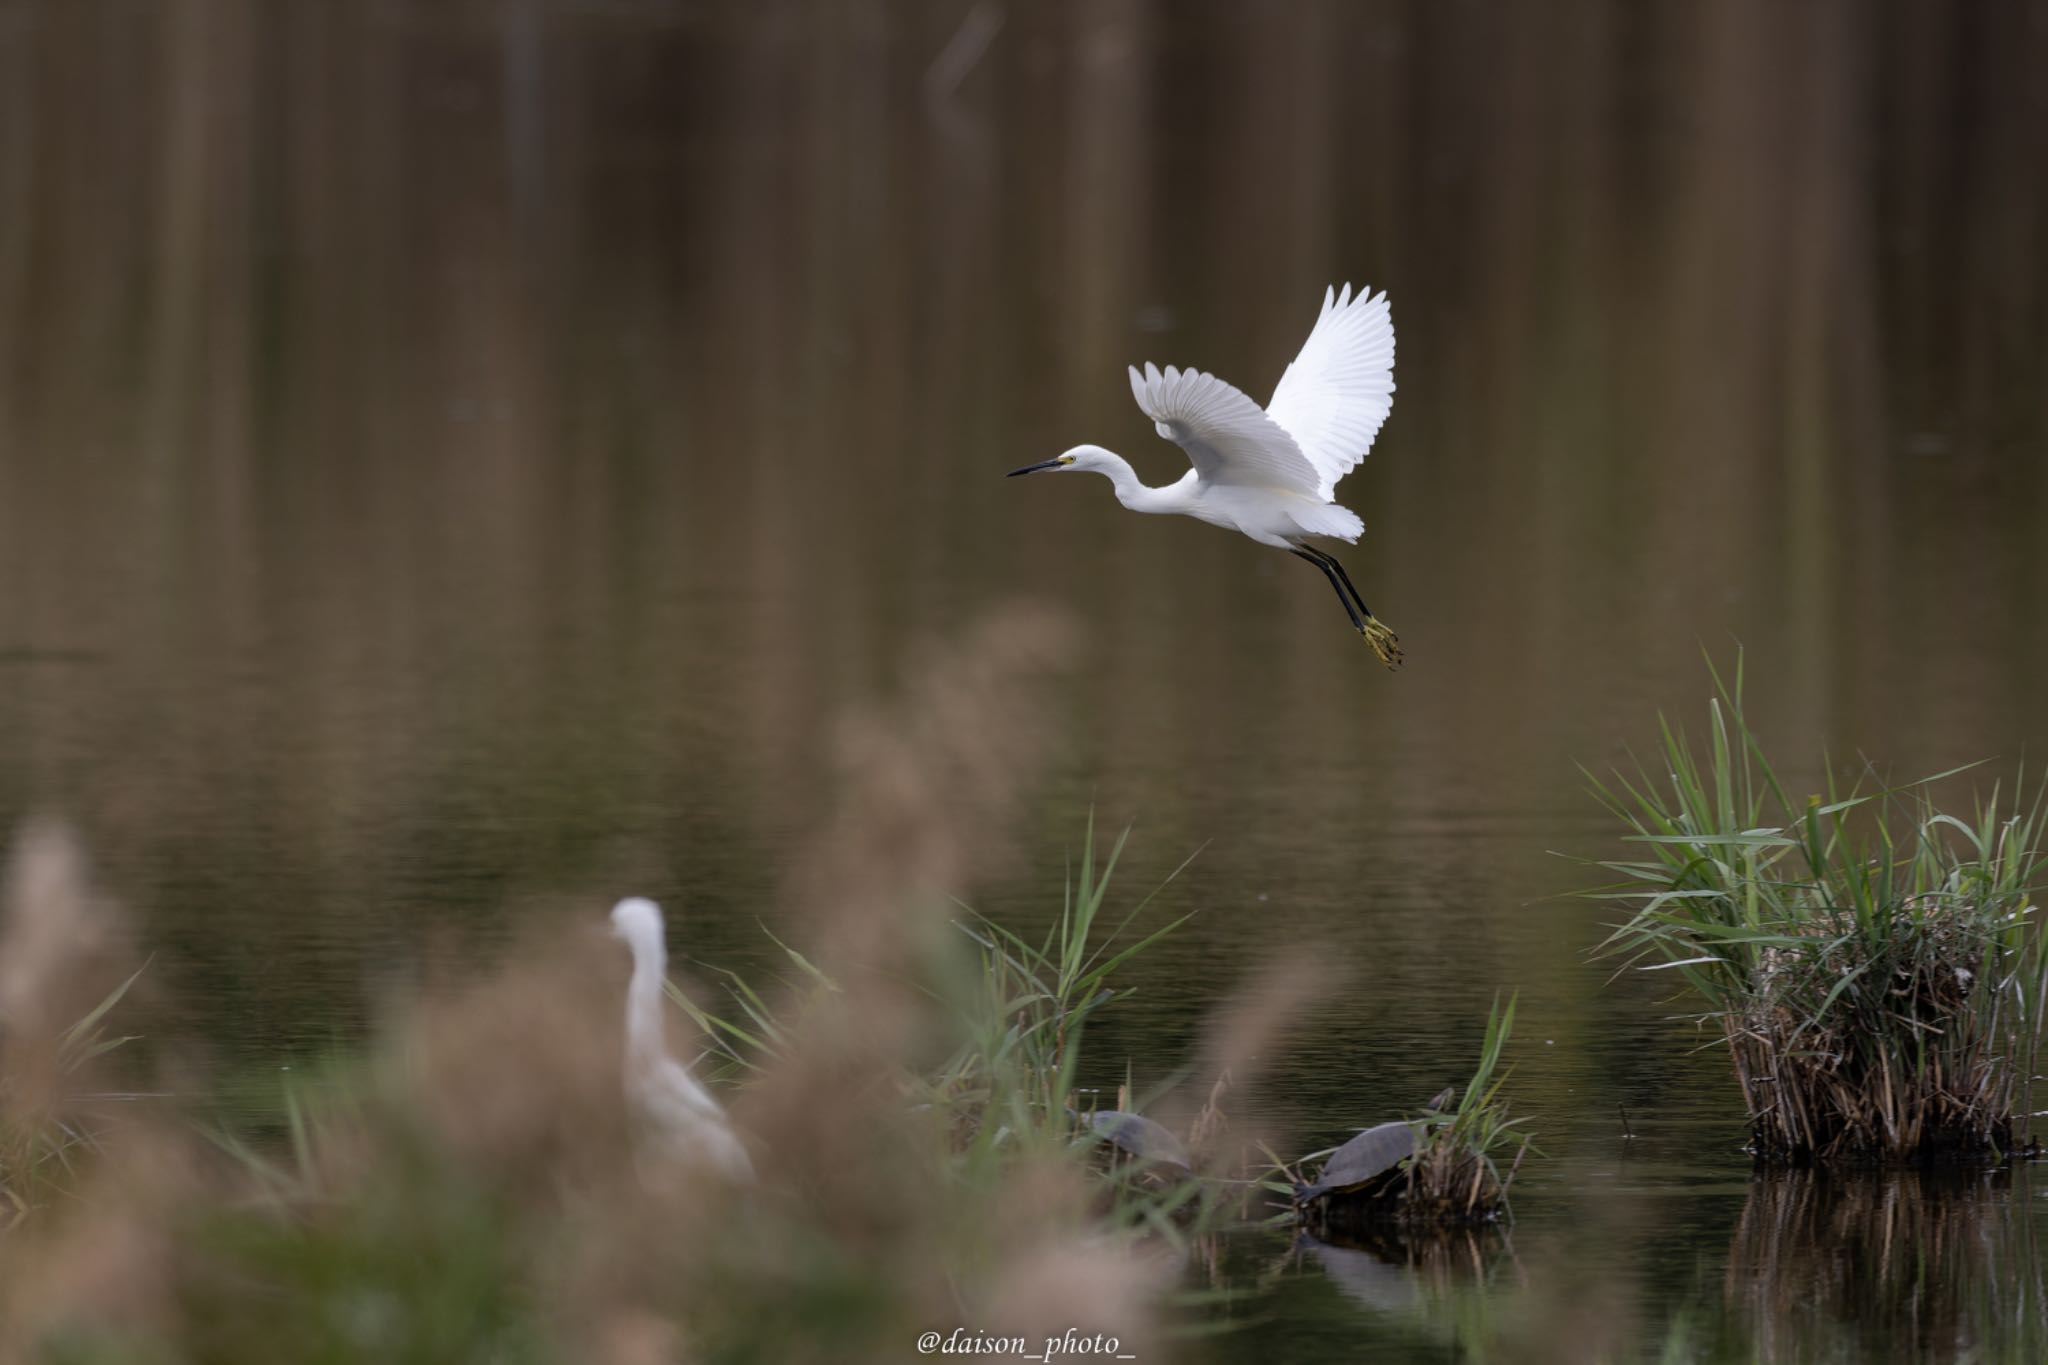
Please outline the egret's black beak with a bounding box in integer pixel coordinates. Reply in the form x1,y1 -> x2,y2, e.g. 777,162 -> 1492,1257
1007,458 -> 1065,477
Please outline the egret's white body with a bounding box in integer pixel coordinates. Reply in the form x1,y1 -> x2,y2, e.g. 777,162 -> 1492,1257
1068,459 -> 1367,549
1011,284 -> 1402,667
610,897 -> 755,1181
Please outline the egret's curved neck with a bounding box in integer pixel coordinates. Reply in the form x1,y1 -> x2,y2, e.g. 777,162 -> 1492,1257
1090,452 -> 1174,512
624,936 -> 668,1070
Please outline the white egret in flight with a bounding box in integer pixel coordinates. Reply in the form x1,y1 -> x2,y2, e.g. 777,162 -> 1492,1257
610,897 -> 755,1181
1010,284 -> 1402,668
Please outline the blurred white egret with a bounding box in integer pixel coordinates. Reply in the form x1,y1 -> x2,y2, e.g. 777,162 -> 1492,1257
609,897 -> 755,1181
1009,284 -> 1402,668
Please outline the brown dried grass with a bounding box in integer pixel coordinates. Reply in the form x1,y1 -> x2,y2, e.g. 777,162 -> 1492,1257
1729,902 -> 2024,1164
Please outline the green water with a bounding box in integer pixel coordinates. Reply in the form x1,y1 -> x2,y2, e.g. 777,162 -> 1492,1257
3,3 -> 2047,1360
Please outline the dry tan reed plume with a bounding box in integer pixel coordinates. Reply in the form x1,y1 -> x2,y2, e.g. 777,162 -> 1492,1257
399,917 -> 634,1189
1160,950 -> 1340,1179
750,602 -> 1078,1174
1,820 -> 126,1116
0,820 -> 191,1361
787,602 -> 1080,948
0,819 -> 149,1207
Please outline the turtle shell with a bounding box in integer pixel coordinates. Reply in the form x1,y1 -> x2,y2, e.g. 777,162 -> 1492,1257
1294,1121 -> 1414,1202
1086,1109 -> 1193,1171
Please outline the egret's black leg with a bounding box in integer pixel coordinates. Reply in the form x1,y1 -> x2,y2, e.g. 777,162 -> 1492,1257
1302,546 -> 1377,621
1296,545 -> 1403,670
1292,548 -> 1365,632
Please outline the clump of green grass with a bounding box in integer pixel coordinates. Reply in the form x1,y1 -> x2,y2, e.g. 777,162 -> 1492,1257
1400,994 -> 1530,1225
1589,657 -> 2048,1164
934,822 -> 1193,1156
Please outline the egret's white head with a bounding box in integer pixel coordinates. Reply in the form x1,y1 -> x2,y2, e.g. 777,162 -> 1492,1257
610,897 -> 666,960
1007,444 -> 1115,477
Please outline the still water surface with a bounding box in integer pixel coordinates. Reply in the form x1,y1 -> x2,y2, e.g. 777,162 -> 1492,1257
3,3 -> 2047,1360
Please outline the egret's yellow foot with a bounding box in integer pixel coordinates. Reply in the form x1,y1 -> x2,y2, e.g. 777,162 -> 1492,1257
1360,616 -> 1402,670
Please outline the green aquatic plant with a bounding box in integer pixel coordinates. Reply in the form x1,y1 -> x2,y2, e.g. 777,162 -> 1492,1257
1589,655 -> 2048,1163
1401,993 -> 1530,1223
933,817 -> 1194,1151
943,821 -> 1233,1237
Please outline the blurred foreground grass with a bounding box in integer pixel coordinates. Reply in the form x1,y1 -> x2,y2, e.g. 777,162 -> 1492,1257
0,606 -> 1248,1365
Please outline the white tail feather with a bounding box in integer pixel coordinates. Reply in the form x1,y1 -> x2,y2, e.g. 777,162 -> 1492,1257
1289,501 -> 1364,544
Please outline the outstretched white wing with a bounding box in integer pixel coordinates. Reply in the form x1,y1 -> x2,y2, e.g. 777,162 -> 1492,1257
1127,361 -> 1322,497
1264,284 -> 1395,500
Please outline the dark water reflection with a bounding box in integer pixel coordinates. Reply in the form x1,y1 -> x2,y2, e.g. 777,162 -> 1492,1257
1239,1168 -> 2047,1364
3,2 -> 2047,1360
